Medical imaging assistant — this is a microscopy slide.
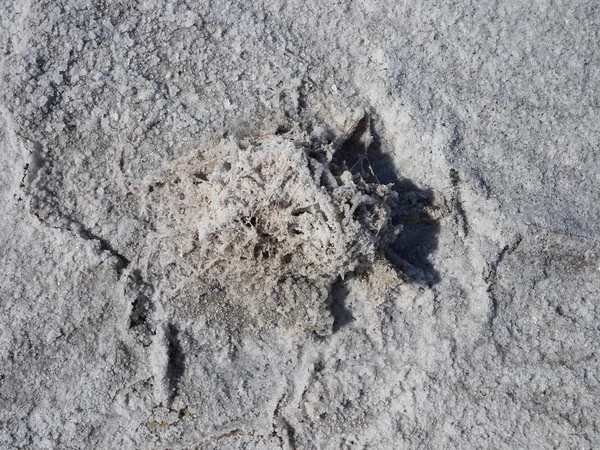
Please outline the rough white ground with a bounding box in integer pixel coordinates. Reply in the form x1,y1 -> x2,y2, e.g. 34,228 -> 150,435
1,0 -> 599,449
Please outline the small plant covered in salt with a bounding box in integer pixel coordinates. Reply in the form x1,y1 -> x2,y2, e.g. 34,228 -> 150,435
187,134 -> 400,333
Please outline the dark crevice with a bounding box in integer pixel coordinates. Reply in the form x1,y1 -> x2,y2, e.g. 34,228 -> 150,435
326,276 -> 354,333
19,163 -> 30,189
272,392 -> 297,450
450,168 -> 460,187
126,270 -> 155,346
485,235 -> 524,328
454,196 -> 470,237
29,206 -> 130,275
297,76 -> 316,116
282,419 -> 297,449
128,282 -> 152,328
485,235 -> 524,284
165,323 -> 185,407
449,168 -> 469,236
76,226 -> 130,273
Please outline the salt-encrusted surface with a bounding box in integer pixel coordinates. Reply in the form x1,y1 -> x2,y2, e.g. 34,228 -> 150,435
1,0 -> 599,448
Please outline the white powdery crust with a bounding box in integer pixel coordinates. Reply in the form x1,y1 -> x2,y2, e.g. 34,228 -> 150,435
187,135 -> 400,333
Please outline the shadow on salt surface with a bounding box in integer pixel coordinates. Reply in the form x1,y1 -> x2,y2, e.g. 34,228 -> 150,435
332,112 -> 440,288
322,112 -> 440,333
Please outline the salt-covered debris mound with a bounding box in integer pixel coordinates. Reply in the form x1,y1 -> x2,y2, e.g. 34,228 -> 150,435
196,135 -> 401,329
148,134 -> 401,334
